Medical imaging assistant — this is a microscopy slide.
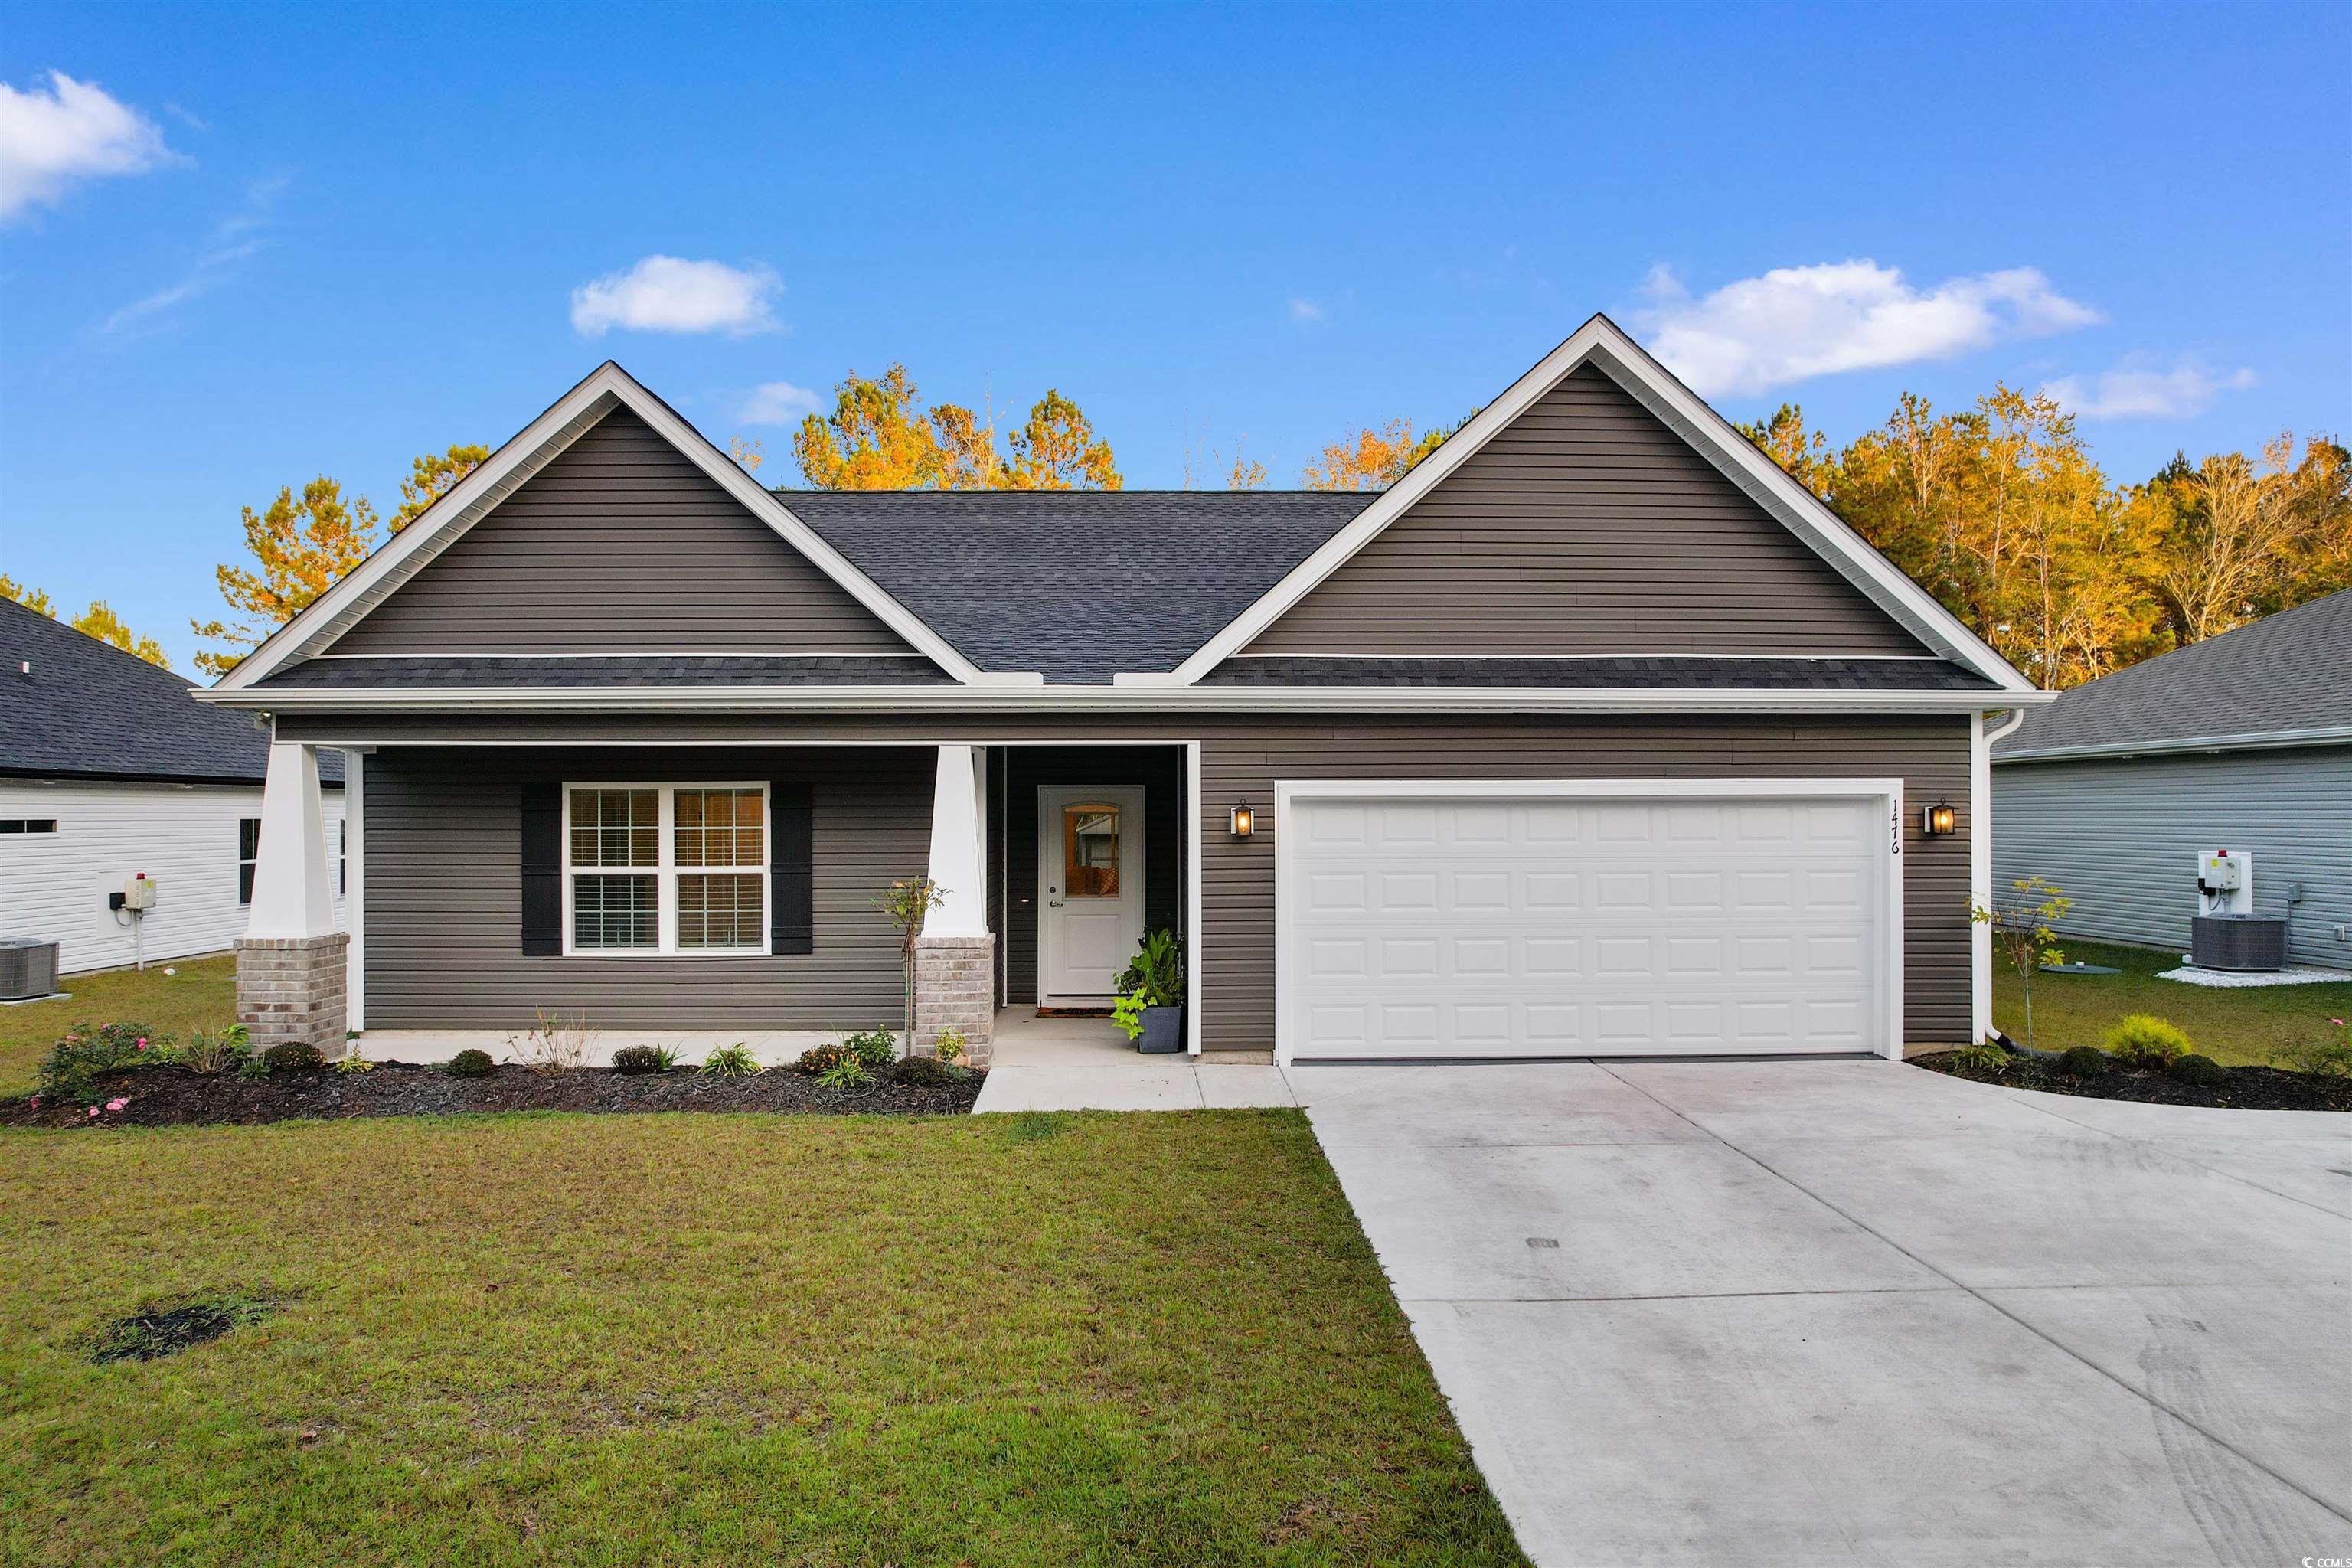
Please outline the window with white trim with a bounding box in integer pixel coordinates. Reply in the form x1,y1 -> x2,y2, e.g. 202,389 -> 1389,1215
564,784 -> 768,955
237,818 -> 261,905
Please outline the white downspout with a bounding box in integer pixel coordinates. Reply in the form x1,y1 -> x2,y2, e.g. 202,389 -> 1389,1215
1972,708 -> 2028,1043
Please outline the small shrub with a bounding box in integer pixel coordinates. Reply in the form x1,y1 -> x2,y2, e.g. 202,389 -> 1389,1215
506,1008 -> 594,1073
2056,1045 -> 2110,1080
932,1026 -> 967,1063
2272,1034 -> 2352,1080
816,1055 -> 871,1091
38,1022 -> 172,1101
1946,1040 -> 2011,1079
332,1047 -> 374,1074
2171,1054 -> 2226,1087
795,1043 -> 849,1076
236,1054 -> 270,1080
701,1042 -> 760,1077
890,1054 -> 959,1087
841,1029 -> 898,1067
447,1048 -> 495,1079
262,1041 -> 324,1073
182,1025 -> 250,1075
2105,1014 -> 2191,1070
611,1045 -> 676,1076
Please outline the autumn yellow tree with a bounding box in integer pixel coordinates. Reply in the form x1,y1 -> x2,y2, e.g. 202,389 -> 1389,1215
793,366 -> 992,490
1000,390 -> 1120,491
1227,452 -> 1268,489
2,579 -> 172,666
1302,412 -> 1472,491
1,576 -> 57,617
390,443 -> 490,531
193,477 -> 380,675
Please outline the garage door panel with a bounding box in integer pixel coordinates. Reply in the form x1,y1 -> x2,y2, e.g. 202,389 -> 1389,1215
1288,792 -> 1888,1060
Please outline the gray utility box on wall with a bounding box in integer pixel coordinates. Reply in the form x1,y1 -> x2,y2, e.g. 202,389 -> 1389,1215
0,938 -> 60,1001
2190,913 -> 2288,972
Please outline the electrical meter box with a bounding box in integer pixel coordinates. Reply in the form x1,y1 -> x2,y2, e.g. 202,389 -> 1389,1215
2195,850 -> 2252,915
122,873 -> 159,911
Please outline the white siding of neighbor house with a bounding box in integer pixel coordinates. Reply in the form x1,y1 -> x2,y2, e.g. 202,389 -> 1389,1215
0,777 -> 347,976
1991,744 -> 2352,972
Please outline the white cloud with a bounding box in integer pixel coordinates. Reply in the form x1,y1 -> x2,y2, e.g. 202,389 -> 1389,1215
738,379 -> 820,425
570,256 -> 781,338
1288,296 -> 1328,324
1639,259 -> 2104,398
0,70 -> 181,220
2043,357 -> 2257,420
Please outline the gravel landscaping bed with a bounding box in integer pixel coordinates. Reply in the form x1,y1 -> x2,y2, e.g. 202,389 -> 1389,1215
1913,1051 -> 2351,1112
4,1061 -> 984,1128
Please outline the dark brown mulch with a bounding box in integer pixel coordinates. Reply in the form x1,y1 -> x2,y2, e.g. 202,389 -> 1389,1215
4,1062 -> 984,1129
1913,1052 -> 2352,1112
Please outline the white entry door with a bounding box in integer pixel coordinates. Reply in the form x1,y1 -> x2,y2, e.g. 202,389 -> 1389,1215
1039,785 -> 1146,999
1282,785 -> 1897,1062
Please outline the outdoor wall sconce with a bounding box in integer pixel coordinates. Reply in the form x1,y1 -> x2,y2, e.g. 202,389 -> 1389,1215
1229,802 -> 1255,838
1922,799 -> 1957,837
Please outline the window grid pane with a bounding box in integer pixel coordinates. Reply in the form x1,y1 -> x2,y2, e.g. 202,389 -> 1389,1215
678,872 -> 763,949
573,874 -> 658,949
570,789 -> 657,867
676,788 -> 763,868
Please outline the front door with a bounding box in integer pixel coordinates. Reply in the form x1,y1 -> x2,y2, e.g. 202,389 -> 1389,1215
1038,784 -> 1145,999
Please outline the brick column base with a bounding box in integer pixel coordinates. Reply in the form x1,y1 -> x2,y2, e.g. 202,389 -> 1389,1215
914,933 -> 996,1067
236,933 -> 350,1054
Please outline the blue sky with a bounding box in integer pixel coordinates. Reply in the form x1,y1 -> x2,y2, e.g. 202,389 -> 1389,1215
5,2 -> 2346,673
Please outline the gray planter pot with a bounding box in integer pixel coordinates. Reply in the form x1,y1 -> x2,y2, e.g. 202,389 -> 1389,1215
1138,1004 -> 1185,1054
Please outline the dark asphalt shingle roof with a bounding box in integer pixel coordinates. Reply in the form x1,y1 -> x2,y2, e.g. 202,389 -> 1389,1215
785,490 -> 1372,684
0,598 -> 340,784
1995,588 -> 2352,757
1205,656 -> 1998,690
257,655 -> 956,689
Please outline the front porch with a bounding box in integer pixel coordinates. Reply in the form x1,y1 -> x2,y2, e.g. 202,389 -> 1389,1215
972,1007 -> 1295,1111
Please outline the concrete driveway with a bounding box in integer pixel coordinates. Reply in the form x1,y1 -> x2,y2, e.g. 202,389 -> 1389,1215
1298,1057 -> 2352,1566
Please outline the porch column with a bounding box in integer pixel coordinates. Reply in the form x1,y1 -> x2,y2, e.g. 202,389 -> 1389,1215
236,740 -> 350,1054
916,744 -> 995,1065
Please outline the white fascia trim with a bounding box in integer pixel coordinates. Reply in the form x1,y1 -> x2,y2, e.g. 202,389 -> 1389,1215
1218,650 -> 1954,662
305,649 -> 935,661
1160,314 -> 2036,694
1993,723 -> 2352,765
213,362 -> 1001,691
1270,776 -> 1909,1065
198,684 -> 2058,715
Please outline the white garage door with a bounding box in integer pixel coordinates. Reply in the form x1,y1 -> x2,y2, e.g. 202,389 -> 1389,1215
1282,788 -> 1894,1060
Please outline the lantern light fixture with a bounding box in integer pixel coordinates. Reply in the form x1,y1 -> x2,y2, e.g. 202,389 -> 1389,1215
1229,802 -> 1255,838
1922,799 -> 1957,837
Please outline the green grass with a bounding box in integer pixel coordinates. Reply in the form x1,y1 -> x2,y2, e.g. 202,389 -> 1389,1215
1,952 -> 238,1091
1,1109 -> 1525,1567
1995,937 -> 2352,1066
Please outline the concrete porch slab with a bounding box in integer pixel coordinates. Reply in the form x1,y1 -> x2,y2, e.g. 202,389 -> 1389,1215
969,1008 -> 1298,1112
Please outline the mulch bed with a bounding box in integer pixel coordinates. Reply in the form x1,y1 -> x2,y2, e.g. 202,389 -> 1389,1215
1913,1052 -> 2352,1112
4,1062 -> 985,1129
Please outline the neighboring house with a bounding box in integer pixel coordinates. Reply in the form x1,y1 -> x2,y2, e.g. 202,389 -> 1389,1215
1993,589 -> 2352,971
198,315 -> 2050,1062
0,599 -> 346,977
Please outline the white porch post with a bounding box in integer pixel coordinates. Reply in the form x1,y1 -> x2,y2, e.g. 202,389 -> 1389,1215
915,743 -> 996,1064
247,742 -> 336,938
923,743 -> 990,938
1971,711 -> 1994,1044
237,740 -> 350,1052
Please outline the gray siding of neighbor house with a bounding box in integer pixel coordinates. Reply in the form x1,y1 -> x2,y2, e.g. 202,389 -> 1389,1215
1994,745 -> 2352,972
307,712 -> 1976,1049
1243,364 -> 1930,658
362,746 -> 935,1030
331,408 -> 920,657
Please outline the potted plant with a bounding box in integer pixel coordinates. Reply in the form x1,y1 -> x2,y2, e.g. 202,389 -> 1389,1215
1112,929 -> 1186,1054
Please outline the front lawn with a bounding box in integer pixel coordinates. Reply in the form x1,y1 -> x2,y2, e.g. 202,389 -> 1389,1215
0,952 -> 237,1091
1994,937 -> 2352,1067
1,1110 -> 1524,1567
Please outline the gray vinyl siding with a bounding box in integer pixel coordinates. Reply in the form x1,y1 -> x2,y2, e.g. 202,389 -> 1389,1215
1994,745 -> 2352,972
1244,364 -> 1929,658
363,746 -> 934,1030
332,408 -> 919,656
308,711 -> 1975,1050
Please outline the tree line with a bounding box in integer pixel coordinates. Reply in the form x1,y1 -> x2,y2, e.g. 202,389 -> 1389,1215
40,364 -> 2335,683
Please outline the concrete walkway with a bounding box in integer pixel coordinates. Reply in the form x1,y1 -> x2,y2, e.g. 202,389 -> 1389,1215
969,1009 -> 1296,1112
1300,1057 -> 2352,1567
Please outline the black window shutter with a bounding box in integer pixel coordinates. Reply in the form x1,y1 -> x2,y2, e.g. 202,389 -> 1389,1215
520,782 -> 562,956
771,782 -> 813,956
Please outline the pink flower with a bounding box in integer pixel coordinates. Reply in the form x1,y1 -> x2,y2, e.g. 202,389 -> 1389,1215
136,1041 -> 148,1053
87,1107 -> 99,1119
106,1098 -> 129,1112
2333,1018 -> 2346,1028
28,1095 -> 40,1108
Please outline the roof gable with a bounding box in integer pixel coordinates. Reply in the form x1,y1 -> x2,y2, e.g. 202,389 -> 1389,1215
1244,363 -> 1930,658
1143,315 -> 2034,691
328,407 -> 920,658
